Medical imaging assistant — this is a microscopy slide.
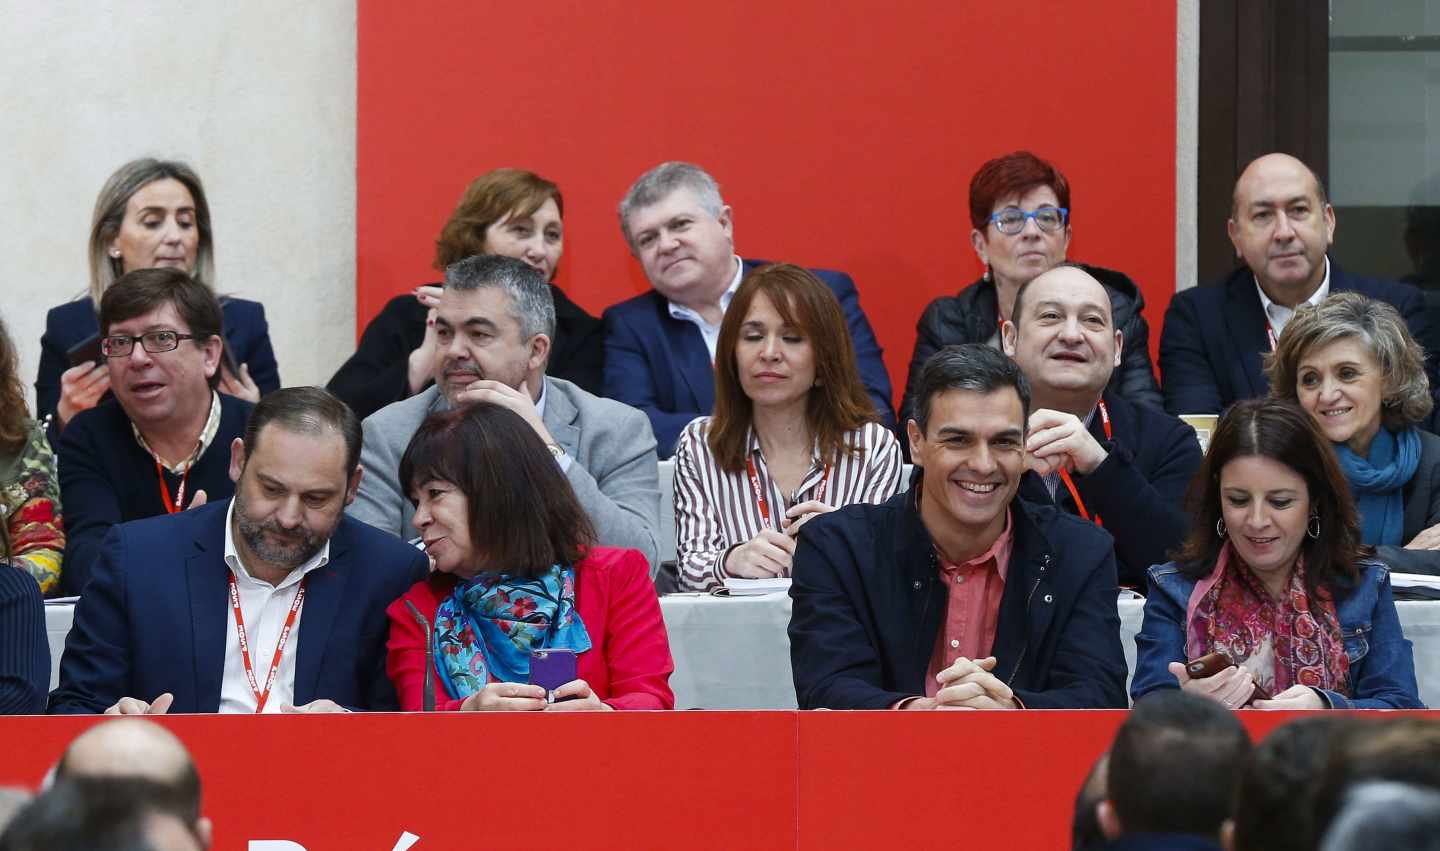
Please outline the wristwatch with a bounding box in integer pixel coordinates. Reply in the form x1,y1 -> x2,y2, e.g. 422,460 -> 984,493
547,443 -> 566,461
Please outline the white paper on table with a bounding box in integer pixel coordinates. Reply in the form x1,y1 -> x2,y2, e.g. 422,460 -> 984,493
721,577 -> 793,596
1392,573 -> 1440,591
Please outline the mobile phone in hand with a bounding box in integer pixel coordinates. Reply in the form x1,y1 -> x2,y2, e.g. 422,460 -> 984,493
1184,651 -> 1271,701
529,648 -> 578,701
66,334 -> 103,369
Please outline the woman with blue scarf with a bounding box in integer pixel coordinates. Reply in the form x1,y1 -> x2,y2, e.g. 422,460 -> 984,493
385,402 -> 674,711
1266,292 -> 1440,575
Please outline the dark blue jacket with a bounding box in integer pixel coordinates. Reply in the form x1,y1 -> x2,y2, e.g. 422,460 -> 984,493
1131,560 -> 1424,709
36,295 -> 280,426
1102,835 -> 1223,851
1159,261 -> 1438,415
602,258 -> 895,457
55,395 -> 252,597
788,488 -> 1128,709
0,568 -> 47,715
1018,391 -> 1203,587
48,500 -> 428,714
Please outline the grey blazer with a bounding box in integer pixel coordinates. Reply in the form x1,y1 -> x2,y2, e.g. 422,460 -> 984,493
1375,429 -> 1440,576
347,377 -> 662,574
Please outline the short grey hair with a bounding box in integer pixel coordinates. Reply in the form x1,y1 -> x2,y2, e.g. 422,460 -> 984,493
443,254 -> 555,341
88,158 -> 215,305
1265,291 -> 1433,430
1320,781 -> 1440,851
617,161 -> 725,251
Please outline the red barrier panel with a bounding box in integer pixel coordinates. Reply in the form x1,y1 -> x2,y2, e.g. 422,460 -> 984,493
3,711 -> 1433,850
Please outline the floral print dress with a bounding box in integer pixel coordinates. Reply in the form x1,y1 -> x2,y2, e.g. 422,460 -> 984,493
1,420 -> 64,594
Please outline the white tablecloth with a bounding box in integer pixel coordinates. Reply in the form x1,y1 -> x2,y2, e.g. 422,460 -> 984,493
43,596 -> 1440,708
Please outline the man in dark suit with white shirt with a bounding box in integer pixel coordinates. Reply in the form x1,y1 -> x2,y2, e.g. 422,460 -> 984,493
1161,153 -> 1439,417
50,387 -> 427,714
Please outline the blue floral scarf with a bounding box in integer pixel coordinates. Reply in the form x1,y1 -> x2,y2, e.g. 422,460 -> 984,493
432,564 -> 592,700
1335,426 -> 1421,547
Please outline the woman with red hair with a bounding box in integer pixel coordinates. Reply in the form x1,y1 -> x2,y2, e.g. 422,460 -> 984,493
900,151 -> 1162,425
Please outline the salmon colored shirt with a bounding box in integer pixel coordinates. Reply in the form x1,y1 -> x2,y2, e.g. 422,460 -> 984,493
924,510 -> 1013,698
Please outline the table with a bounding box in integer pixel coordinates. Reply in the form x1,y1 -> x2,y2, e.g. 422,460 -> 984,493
43,596 -> 1440,708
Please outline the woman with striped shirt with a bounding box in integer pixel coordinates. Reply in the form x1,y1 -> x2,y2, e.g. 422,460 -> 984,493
673,264 -> 902,591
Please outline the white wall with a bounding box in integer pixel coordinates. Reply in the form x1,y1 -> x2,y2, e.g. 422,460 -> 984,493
0,1 -> 356,412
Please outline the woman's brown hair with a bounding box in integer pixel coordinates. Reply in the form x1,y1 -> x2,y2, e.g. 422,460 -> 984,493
1172,399 -> 1368,600
432,169 -> 562,271
708,263 -> 877,471
0,314 -> 31,457
399,402 -> 594,578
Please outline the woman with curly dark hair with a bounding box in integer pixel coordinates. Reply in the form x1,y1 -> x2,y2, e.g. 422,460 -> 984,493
1131,399 -> 1422,709
0,314 -> 63,594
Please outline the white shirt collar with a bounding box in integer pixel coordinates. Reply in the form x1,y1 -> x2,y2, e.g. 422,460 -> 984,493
534,377 -> 547,419
223,498 -> 331,588
662,256 -> 743,329
1254,256 -> 1330,338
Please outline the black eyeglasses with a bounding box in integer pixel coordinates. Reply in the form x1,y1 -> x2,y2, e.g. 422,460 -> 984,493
100,330 -> 200,358
988,205 -> 1069,235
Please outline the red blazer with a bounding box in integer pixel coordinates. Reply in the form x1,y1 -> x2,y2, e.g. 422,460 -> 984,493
386,547 -> 674,711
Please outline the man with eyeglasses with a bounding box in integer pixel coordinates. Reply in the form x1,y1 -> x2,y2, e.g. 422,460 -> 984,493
604,161 -> 894,457
1161,152 -> 1440,417
54,267 -> 251,595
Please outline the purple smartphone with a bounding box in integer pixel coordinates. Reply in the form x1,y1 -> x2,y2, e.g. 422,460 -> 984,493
529,648 -> 578,697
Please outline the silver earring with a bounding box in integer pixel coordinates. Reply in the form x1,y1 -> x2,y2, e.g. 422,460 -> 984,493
110,249 -> 121,258
1216,517 -> 1227,538
1308,514 -> 1321,539
983,267 -> 992,283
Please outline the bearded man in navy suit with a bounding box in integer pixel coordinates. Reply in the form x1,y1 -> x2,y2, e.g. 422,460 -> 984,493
1161,153 -> 1439,416
603,161 -> 895,457
50,387 -> 427,715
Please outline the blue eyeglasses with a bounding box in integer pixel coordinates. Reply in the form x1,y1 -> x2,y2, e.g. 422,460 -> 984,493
988,205 -> 1069,235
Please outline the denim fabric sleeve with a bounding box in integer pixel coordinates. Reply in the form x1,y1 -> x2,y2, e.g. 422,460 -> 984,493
1344,569 -> 1425,709
1130,570 -> 1188,701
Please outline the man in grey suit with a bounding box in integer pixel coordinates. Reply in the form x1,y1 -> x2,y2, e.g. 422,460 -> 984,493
349,254 -> 661,572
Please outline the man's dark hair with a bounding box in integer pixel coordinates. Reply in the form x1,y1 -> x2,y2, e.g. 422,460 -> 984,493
1072,752 -> 1108,851
242,386 -> 363,476
1107,691 -> 1252,839
908,343 -> 1031,434
1311,717 -> 1440,841
1231,715 -> 1361,851
98,267 -> 224,390
54,751 -> 201,828
1009,261 -> 1113,329
0,777 -> 199,851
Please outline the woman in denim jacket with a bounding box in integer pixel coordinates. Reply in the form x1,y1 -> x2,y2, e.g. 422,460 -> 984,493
1132,399 -> 1423,710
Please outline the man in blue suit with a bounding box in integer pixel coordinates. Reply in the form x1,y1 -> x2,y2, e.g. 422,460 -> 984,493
603,161 -> 895,457
1161,153 -> 1439,416
49,387 -> 428,714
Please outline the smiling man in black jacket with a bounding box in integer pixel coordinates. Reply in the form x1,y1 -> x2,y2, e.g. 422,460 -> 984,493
1002,264 -> 1203,587
789,344 -> 1127,710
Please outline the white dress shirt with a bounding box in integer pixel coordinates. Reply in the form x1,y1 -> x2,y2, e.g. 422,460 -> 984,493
1255,256 -> 1331,341
219,500 -> 331,714
666,256 -> 745,360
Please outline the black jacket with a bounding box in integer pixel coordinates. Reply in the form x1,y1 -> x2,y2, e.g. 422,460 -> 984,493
900,264 -> 1162,425
327,283 -> 604,420
1159,260 -> 1439,416
788,487 -> 1128,709
1017,391 -> 1202,587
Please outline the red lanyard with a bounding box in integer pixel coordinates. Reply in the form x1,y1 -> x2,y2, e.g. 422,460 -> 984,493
745,456 -> 831,530
1056,401 -> 1113,526
228,573 -> 307,713
155,460 -> 191,514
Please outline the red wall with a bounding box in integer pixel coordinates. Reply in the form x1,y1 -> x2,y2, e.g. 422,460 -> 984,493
358,2 -> 1177,404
